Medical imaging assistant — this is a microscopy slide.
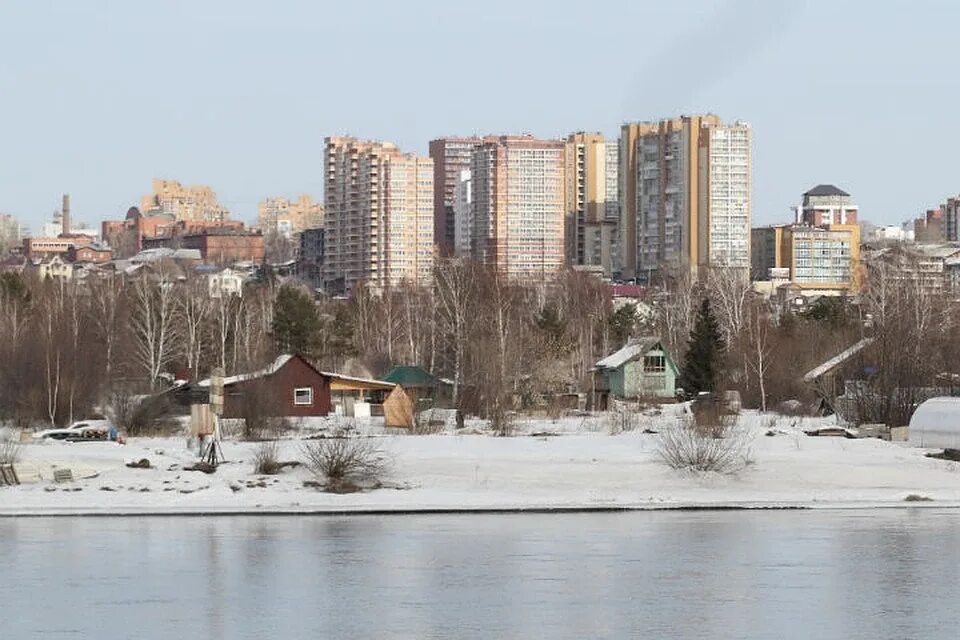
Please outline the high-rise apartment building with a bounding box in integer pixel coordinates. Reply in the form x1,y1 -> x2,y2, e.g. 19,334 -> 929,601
564,132 -> 619,276
452,169 -> 472,257
429,136 -> 498,255
141,179 -> 230,223
620,114 -> 751,281
940,196 -> 960,242
914,208 -> 945,243
470,135 -> 565,279
794,185 -> 859,226
0,213 -> 23,255
324,136 -> 434,292
257,195 -> 324,237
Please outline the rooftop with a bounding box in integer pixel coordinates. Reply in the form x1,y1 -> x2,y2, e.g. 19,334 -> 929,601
804,184 -> 849,197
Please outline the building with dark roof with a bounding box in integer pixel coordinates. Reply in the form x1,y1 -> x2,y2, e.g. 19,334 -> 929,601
794,184 -> 858,226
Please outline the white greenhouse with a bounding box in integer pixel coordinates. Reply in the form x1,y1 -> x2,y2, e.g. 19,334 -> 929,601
909,397 -> 960,450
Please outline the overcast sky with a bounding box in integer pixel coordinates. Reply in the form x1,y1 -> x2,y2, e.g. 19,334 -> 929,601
1,0 -> 957,232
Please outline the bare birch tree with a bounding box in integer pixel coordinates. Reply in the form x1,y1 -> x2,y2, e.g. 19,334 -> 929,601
129,265 -> 179,389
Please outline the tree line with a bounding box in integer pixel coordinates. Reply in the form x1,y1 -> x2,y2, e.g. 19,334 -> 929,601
1,255 -> 956,428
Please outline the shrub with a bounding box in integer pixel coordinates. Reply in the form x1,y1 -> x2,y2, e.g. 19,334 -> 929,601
252,440 -> 281,475
657,418 -> 753,474
606,407 -> 641,435
301,437 -> 389,489
0,440 -> 20,465
489,404 -> 514,437
108,389 -> 180,437
691,398 -> 738,438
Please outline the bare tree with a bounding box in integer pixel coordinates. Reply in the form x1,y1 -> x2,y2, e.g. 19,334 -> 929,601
88,272 -> 125,382
177,275 -> 211,374
129,264 -> 179,389
435,259 -> 476,405
743,300 -> 773,412
706,267 -> 752,347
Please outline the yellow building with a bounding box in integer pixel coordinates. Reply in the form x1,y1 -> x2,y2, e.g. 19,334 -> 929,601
257,195 -> 324,237
141,179 -> 230,223
620,114 -> 751,281
751,224 -> 861,294
564,132 -> 619,276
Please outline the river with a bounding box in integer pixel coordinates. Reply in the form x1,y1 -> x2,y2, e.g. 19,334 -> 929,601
2,510 -> 959,639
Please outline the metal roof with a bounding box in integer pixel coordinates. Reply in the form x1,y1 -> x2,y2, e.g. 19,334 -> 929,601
802,338 -> 874,382
804,184 -> 849,197
595,336 -> 662,370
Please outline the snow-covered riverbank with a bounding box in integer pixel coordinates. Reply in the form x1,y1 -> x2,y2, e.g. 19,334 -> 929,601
2,412 -> 959,516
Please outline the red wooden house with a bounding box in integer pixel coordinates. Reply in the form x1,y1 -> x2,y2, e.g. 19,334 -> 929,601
197,354 -> 332,418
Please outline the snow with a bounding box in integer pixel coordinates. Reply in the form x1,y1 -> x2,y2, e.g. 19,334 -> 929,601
2,410 -> 960,516
803,337 -> 874,382
197,354 -> 292,387
595,337 -> 659,370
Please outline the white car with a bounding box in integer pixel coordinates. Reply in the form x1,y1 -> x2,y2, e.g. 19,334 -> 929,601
33,421 -> 111,442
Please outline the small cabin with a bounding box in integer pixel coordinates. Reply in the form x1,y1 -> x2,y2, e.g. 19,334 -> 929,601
593,337 -> 679,406
194,354 -> 333,418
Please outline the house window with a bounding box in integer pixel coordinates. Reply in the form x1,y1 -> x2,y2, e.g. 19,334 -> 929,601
643,355 -> 666,373
294,387 -> 313,406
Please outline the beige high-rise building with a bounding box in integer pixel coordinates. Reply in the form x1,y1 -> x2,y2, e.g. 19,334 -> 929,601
257,195 -> 324,237
324,136 -> 434,292
470,135 -> 566,279
564,132 -> 619,276
620,114 -> 751,281
140,179 -> 230,222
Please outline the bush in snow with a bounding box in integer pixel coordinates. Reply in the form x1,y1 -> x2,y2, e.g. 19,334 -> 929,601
301,437 -> 389,491
0,440 -> 20,465
657,417 -> 753,474
252,440 -> 281,475
606,407 -> 641,435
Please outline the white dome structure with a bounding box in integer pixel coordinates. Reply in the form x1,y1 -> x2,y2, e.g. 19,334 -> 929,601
909,397 -> 960,450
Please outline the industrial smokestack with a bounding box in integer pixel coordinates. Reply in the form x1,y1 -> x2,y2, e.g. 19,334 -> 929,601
61,194 -> 70,236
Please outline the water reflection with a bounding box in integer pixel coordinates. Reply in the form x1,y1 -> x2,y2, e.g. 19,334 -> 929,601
1,510 -> 959,639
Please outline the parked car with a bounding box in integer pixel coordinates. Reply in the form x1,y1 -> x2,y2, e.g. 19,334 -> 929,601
33,421 -> 111,442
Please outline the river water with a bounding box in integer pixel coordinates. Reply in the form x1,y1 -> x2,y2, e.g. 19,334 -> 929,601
2,510 -> 959,639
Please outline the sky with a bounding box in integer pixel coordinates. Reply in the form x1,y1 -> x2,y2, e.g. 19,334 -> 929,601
1,0 -> 958,233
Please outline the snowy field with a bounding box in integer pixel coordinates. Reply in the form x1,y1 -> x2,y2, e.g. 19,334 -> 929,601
2,408 -> 960,516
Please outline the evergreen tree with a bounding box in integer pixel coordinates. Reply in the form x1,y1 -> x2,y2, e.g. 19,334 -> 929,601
681,298 -> 725,395
271,285 -> 322,357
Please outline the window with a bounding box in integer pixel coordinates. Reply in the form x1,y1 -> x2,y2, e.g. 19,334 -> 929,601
294,387 -> 313,406
643,355 -> 666,373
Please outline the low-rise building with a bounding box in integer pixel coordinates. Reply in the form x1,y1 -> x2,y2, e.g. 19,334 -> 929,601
593,337 -> 679,406
31,254 -> 73,281
22,235 -> 94,260
142,229 -> 265,264
751,223 -> 861,294
68,242 -> 113,264
208,268 -> 245,298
